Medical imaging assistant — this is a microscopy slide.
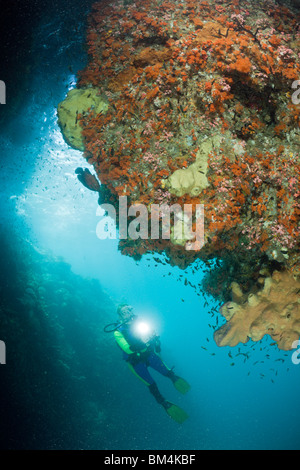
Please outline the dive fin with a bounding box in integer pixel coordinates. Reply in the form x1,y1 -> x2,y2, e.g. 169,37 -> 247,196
164,402 -> 189,424
172,376 -> 191,395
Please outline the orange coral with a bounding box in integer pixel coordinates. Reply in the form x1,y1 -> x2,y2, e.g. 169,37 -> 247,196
66,0 -> 300,297
230,57 -> 252,74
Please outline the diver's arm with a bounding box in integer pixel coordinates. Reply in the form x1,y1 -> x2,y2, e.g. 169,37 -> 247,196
114,330 -> 134,354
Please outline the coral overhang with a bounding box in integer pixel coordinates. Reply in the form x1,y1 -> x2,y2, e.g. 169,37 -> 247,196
58,0 -> 300,349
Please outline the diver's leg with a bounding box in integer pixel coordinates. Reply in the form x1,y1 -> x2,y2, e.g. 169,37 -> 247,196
148,383 -> 168,406
148,382 -> 189,424
128,359 -> 189,423
146,352 -> 179,381
127,361 -> 154,386
148,353 -> 191,394
147,351 -> 172,377
127,361 -> 168,406
148,381 -> 189,424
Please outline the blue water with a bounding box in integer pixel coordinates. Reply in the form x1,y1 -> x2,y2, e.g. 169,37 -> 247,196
0,0 -> 299,450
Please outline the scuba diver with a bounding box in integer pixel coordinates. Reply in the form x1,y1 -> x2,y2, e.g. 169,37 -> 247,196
106,304 -> 190,424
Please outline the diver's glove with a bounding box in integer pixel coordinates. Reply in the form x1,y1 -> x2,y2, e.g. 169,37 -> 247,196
146,335 -> 161,353
154,336 -> 161,353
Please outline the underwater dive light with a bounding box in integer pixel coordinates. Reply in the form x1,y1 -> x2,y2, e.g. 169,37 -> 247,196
135,321 -> 151,336
133,320 -> 153,342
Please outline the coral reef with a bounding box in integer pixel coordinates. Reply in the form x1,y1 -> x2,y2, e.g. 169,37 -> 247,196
58,0 -> 300,346
60,0 -> 300,267
214,270 -> 300,350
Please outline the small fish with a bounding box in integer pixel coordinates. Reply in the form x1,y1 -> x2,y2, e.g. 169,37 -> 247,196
75,168 -> 101,192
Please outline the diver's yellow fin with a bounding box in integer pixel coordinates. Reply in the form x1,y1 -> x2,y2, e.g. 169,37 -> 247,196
164,402 -> 189,424
173,376 -> 191,394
